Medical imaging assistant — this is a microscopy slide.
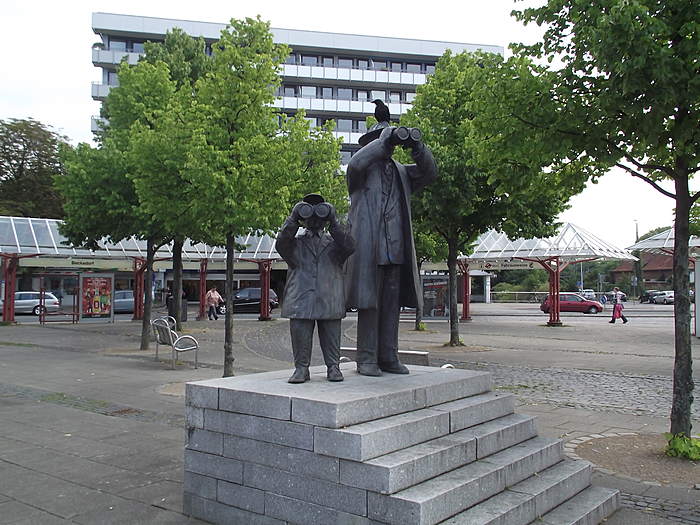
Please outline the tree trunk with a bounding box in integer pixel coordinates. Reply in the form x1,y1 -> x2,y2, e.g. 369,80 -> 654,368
172,237 -> 184,331
447,239 -> 462,346
139,238 -> 156,351
415,262 -> 424,330
223,233 -> 236,377
670,173 -> 694,436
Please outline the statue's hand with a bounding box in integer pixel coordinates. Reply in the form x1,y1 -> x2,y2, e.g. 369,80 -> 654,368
290,202 -> 305,224
326,203 -> 337,224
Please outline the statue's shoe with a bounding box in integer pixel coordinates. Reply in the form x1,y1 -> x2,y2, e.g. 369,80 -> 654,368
288,367 -> 310,383
327,365 -> 344,382
356,363 -> 382,376
379,361 -> 410,374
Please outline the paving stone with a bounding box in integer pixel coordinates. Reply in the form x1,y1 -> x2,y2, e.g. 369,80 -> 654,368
456,413 -> 538,459
264,492 -> 374,525
70,497 -> 197,525
243,462 -> 367,516
184,450 -> 242,484
432,391 -> 515,433
204,409 -> 314,450
540,485 -> 620,525
223,434 -> 339,483
117,479 -> 184,513
314,408 -> 450,461
186,428 -> 223,456
339,431 -> 476,494
0,499 -> 74,524
217,480 -> 265,514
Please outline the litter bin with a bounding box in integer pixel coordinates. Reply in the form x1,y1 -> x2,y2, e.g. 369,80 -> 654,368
166,294 -> 188,322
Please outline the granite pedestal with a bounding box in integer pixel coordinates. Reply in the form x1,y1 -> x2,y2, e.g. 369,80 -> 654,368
183,363 -> 619,524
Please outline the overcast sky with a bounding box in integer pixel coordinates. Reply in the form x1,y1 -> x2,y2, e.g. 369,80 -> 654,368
1,0 -> 681,248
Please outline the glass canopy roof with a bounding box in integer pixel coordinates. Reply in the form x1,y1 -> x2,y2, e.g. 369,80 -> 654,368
0,216 -> 279,260
628,227 -> 700,255
464,223 -> 637,262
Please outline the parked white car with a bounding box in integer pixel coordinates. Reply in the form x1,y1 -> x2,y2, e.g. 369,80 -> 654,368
652,290 -> 674,304
0,291 -> 60,315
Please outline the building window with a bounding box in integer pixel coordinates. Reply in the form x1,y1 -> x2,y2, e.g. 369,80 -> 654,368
338,57 -> 353,69
336,119 -> 352,132
107,71 -> 119,86
389,91 -> 401,103
337,88 -> 353,100
372,60 -> 387,71
109,39 -> 126,51
406,92 -> 416,103
131,42 -> 145,53
300,86 -> 316,98
371,90 -> 386,101
284,86 -> 296,97
301,55 -> 318,66
356,90 -> 369,101
425,64 -> 436,74
305,117 -> 317,127
321,87 -> 333,99
357,59 -> 369,69
355,120 -> 367,133
322,56 -> 334,67
285,53 -> 297,65
406,63 -> 421,73
391,62 -> 403,72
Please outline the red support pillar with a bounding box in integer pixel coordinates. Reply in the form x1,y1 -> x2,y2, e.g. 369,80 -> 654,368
258,260 -> 272,321
132,257 -> 146,321
197,259 -> 208,321
1,255 -> 18,323
457,261 -> 472,321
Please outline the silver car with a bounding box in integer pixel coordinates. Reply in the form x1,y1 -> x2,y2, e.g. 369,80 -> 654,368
113,290 -> 135,313
0,291 -> 60,315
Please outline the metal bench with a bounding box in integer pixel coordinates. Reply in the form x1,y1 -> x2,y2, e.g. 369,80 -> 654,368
152,317 -> 198,369
152,316 -> 176,361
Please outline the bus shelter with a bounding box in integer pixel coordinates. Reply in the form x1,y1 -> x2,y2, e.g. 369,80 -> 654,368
0,216 -> 281,323
461,223 -> 637,325
628,228 -> 700,337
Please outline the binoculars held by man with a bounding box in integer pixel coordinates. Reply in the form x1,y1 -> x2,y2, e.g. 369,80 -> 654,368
390,126 -> 422,147
297,202 -> 332,221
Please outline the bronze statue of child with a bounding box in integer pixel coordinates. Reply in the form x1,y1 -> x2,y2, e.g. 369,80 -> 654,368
275,194 -> 355,383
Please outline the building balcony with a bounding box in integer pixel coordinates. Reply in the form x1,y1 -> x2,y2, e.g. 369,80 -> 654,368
281,64 -> 426,88
91,116 -> 108,133
91,82 -> 112,101
92,47 -> 142,67
273,97 -> 410,118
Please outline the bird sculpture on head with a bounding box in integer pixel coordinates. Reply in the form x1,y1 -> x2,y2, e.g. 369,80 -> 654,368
371,99 -> 391,125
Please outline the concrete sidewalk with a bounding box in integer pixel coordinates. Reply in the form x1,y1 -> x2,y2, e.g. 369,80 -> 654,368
0,312 -> 697,524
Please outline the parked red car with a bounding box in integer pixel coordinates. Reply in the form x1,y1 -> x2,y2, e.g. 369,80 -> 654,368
540,293 -> 604,314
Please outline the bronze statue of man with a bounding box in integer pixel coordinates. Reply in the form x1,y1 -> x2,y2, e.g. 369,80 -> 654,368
345,120 -> 437,376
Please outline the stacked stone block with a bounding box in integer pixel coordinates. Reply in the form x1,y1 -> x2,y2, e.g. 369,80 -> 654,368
184,364 -> 619,524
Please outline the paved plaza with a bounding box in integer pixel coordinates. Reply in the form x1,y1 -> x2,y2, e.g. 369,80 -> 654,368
0,302 -> 698,524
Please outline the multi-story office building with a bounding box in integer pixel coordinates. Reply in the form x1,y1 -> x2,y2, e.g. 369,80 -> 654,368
91,12 -> 502,162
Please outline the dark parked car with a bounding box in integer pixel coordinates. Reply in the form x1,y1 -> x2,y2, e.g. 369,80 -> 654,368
639,290 -> 664,303
217,288 -> 279,315
540,292 -> 604,314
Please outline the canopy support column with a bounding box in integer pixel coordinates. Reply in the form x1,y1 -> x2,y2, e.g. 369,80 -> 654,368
197,259 -> 208,321
258,260 -> 273,321
132,257 -> 146,321
457,260 -> 471,321
1,253 -> 39,323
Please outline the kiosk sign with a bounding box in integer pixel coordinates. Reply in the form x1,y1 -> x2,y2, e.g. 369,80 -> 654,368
79,273 -> 114,322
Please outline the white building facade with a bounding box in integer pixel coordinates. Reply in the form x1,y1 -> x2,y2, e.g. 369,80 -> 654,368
91,12 -> 502,162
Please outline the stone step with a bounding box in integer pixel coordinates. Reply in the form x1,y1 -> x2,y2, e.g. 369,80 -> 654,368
537,485 -> 620,525
187,363 -> 492,429
439,460 -> 592,524
337,411 -> 534,493
315,407 -> 451,462
432,391 -> 515,433
367,436 -> 563,525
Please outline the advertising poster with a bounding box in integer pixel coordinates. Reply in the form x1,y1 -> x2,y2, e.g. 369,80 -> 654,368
422,275 -> 449,318
80,274 -> 114,321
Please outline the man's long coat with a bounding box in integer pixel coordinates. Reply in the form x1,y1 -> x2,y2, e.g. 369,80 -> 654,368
276,220 -> 355,320
345,129 -> 437,310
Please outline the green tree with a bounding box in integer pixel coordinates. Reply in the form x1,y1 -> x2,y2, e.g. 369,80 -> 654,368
185,17 -> 343,376
472,0 -> 698,436
401,51 -> 584,345
0,118 -> 66,218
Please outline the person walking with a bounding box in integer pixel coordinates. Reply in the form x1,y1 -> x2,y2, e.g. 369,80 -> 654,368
205,286 -> 223,321
609,286 -> 628,324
